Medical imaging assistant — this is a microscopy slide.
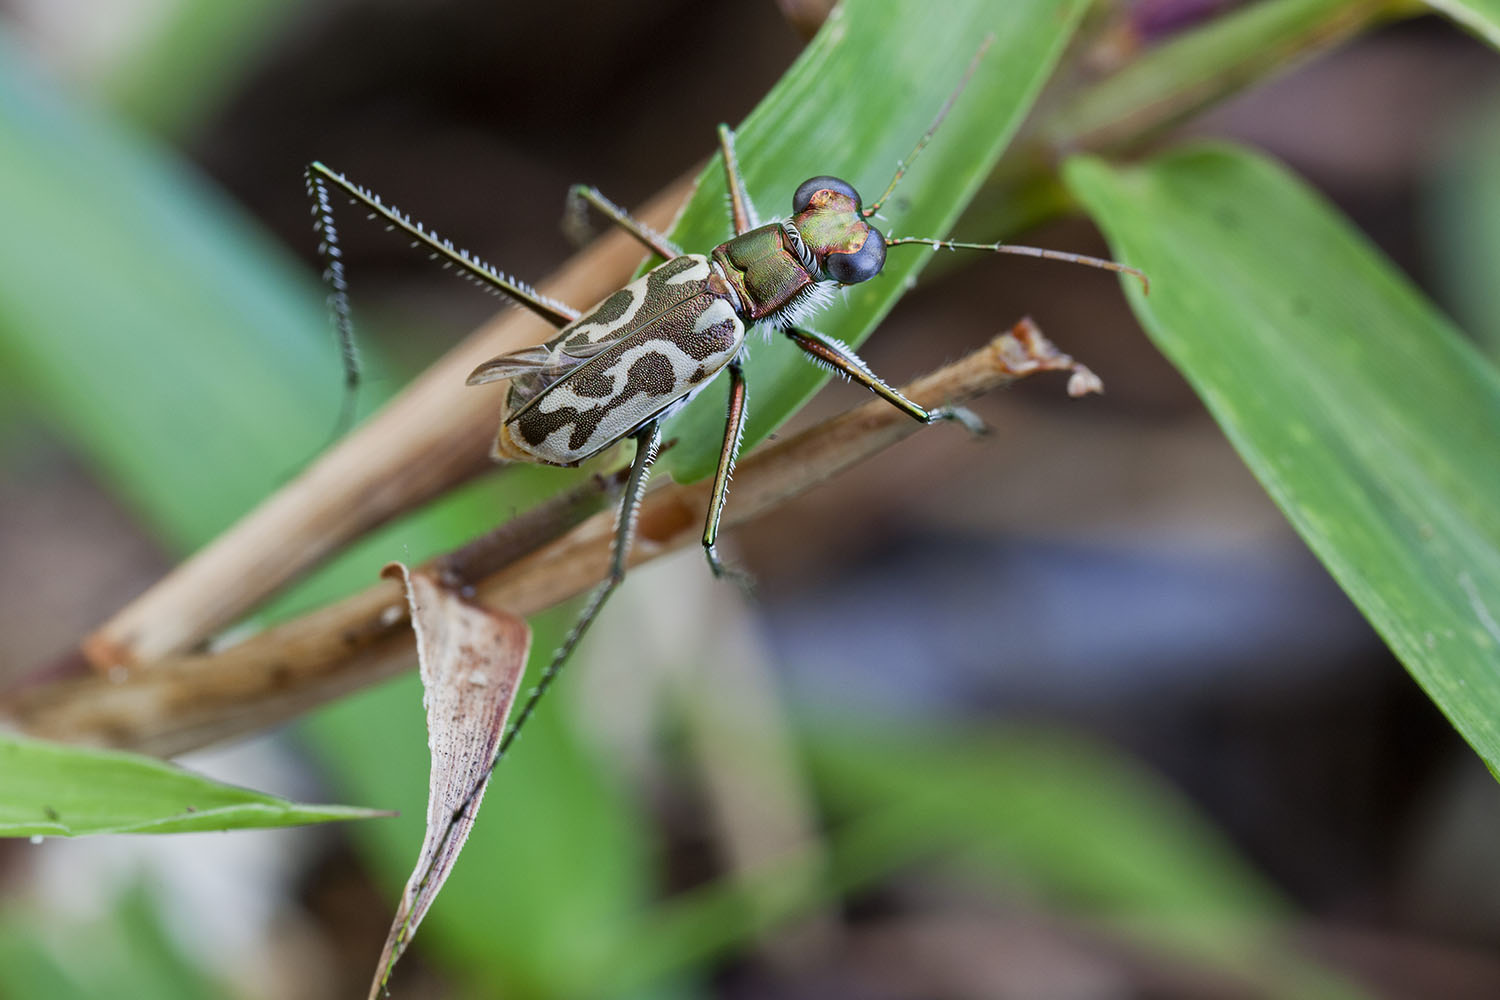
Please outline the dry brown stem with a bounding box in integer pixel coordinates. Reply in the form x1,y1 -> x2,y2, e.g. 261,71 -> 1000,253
5,321 -> 1091,756
81,177 -> 697,673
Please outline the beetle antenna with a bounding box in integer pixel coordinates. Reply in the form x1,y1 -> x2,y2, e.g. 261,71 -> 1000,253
863,33 -> 994,219
885,236 -> 1150,293
305,164 -> 362,444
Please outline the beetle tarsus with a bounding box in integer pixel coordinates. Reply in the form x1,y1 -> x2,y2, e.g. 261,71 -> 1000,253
565,183 -> 682,259
562,185 -> 596,247
706,545 -> 756,595
933,404 -> 987,436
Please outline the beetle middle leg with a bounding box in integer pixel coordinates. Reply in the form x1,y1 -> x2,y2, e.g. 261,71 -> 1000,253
702,360 -> 753,585
787,327 -> 986,433
564,185 -> 682,260
489,420 -> 663,764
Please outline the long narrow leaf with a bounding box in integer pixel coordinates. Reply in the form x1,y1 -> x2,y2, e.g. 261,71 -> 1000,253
0,30 -> 338,549
0,734 -> 382,836
660,0 -> 1093,480
594,722 -> 1365,1000
1066,144 -> 1500,773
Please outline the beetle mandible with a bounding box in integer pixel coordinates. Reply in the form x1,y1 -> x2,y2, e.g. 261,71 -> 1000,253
304,39 -> 1145,767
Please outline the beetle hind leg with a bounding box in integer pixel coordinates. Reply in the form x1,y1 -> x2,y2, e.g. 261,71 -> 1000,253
489,421 -> 663,766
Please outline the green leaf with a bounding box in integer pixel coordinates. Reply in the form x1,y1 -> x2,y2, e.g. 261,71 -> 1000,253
102,0 -> 302,135
1044,0 -> 1402,154
0,734 -> 382,836
659,0 -> 1092,481
1066,145 -> 1500,773
0,29 -> 342,550
808,724 -> 1283,921
598,721 -> 1364,1000
1424,0 -> 1500,49
810,723 -> 1366,999
952,0 -> 1404,260
0,885 -> 226,1000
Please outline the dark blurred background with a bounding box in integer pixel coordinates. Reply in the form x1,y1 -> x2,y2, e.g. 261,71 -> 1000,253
2,1 -> 1500,997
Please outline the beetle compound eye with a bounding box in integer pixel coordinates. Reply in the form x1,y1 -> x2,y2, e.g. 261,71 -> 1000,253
825,226 -> 886,284
793,175 -> 861,213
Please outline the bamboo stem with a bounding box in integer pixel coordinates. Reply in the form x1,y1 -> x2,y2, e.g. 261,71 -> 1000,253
80,178 -> 696,673
7,321 -> 1091,756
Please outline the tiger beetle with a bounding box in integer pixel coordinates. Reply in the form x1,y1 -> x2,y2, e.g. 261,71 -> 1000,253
304,40 -> 1146,768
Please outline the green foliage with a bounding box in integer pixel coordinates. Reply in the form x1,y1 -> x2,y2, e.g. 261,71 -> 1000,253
1045,0 -> 1403,152
591,721 -> 1371,999
660,0 -> 1091,481
0,886 -> 225,1000
808,724 -> 1285,919
0,734 -> 381,836
0,30 -> 336,550
806,724 -> 1366,999
103,0 -> 302,135
2,0 -> 1500,996
1067,145 -> 1500,773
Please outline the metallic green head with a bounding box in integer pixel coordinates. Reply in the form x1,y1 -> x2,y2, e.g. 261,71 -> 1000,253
788,176 -> 887,283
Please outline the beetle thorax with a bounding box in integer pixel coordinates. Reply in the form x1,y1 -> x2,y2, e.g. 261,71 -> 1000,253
710,222 -> 822,324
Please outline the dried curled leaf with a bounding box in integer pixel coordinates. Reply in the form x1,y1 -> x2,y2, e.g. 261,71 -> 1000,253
370,564 -> 531,998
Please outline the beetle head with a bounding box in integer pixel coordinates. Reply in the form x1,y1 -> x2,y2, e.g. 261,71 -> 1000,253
790,176 -> 886,284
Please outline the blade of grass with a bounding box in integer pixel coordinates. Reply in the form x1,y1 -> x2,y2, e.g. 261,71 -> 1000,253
948,0 -> 1413,272
368,565 -> 532,998
0,29 -> 343,551
0,885 -> 226,1000
589,722 -> 1363,1000
103,0 -> 303,135
1042,0 -> 1409,156
808,723 -> 1367,1000
1066,144 -> 1500,774
660,0 -> 1093,480
0,734 -> 383,836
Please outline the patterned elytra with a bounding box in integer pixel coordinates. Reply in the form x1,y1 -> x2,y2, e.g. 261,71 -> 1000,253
495,254 -> 744,466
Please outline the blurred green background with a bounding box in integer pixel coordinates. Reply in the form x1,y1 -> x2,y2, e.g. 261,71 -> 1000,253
2,0 -> 1499,997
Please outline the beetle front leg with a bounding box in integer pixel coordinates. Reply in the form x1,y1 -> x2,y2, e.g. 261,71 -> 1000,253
786,327 -> 986,433
490,421 -> 662,765
564,184 -> 683,260
716,125 -> 761,236
703,361 -> 752,585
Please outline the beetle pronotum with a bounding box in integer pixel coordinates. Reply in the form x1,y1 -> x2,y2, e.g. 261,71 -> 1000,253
304,39 -> 1144,773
